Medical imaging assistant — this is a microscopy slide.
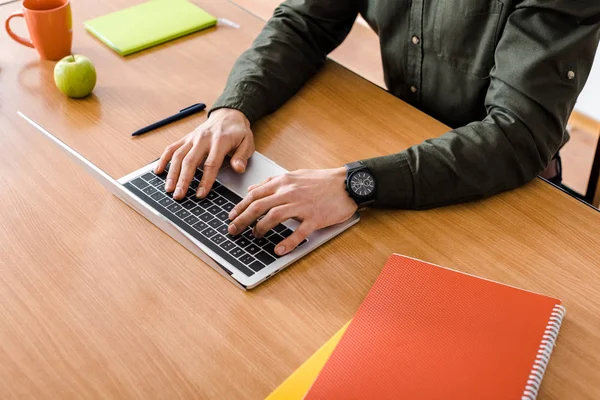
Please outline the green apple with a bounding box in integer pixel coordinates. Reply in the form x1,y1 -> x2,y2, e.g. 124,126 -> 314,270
54,54 -> 97,98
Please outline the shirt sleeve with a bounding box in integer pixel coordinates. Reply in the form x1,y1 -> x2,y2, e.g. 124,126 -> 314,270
361,2 -> 600,209
210,0 -> 359,123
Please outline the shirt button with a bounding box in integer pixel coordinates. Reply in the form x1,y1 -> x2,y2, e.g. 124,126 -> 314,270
410,85 -> 418,93
411,36 -> 420,45
567,70 -> 576,80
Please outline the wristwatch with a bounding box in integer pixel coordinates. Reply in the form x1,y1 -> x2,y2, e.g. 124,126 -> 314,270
344,161 -> 377,207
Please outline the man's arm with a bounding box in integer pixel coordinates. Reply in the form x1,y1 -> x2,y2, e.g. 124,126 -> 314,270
154,0 -> 358,201
211,0 -> 360,122
361,1 -> 600,209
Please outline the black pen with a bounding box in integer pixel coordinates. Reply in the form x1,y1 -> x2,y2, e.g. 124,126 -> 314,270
131,103 -> 206,137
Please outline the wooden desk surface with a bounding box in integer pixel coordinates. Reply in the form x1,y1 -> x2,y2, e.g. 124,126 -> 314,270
1,0 -> 599,398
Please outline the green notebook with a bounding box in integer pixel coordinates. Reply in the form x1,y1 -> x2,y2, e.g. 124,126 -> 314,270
84,0 -> 217,56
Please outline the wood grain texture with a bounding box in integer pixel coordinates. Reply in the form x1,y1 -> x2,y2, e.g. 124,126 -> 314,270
1,1 -> 599,399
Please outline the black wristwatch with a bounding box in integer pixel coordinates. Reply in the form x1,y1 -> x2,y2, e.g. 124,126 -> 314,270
344,161 -> 377,207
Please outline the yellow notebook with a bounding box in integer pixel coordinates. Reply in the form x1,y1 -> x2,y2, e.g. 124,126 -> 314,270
84,0 -> 217,56
266,322 -> 349,400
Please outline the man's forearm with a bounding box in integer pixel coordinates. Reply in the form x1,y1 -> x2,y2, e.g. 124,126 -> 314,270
211,0 -> 358,123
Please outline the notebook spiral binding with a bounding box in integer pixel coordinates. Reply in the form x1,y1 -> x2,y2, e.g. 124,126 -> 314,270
521,304 -> 566,400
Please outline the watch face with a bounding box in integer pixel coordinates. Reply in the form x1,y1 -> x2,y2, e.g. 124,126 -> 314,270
349,171 -> 375,198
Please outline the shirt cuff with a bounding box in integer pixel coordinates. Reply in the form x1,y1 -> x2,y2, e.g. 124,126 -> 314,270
209,83 -> 263,123
360,152 -> 415,208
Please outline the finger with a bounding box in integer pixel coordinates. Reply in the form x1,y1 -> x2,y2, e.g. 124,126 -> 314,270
247,176 -> 274,192
275,221 -> 315,256
230,136 -> 254,173
173,145 -> 207,200
228,180 -> 277,222
165,142 -> 192,192
155,139 -> 184,174
228,193 -> 284,236
197,141 -> 228,198
252,205 -> 294,238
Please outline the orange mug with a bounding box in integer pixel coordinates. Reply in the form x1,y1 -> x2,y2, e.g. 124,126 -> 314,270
5,0 -> 72,61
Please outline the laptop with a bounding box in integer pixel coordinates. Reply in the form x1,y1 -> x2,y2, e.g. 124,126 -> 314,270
18,112 -> 360,290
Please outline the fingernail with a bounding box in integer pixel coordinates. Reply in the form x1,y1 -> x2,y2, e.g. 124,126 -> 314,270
165,179 -> 174,192
229,210 -> 238,220
174,187 -> 183,198
252,228 -> 262,238
228,223 -> 237,235
275,246 -> 285,256
196,188 -> 205,198
235,159 -> 246,171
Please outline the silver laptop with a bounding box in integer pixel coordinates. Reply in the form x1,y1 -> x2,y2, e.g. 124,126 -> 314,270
18,111 -> 360,290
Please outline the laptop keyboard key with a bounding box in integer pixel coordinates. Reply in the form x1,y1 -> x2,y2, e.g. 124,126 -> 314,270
256,251 -> 276,265
221,202 -> 234,212
249,261 -> 266,272
201,227 -> 217,238
159,197 -> 174,207
199,213 -> 213,222
230,247 -> 245,258
236,237 -> 251,248
253,237 -> 269,247
210,234 -> 226,245
142,172 -> 155,181
245,244 -> 261,255
193,221 -> 208,231
209,219 -> 222,229
184,215 -> 199,225
220,240 -> 235,251
198,199 -> 213,209
217,225 -> 229,235
207,205 -> 221,215
190,179 -> 200,190
190,206 -> 204,216
167,203 -> 183,213
273,224 -> 287,234
281,228 -> 294,238
149,177 -> 163,186
243,230 -> 255,241
213,196 -> 227,206
206,192 -> 219,201
194,169 -> 203,180
268,233 -> 284,245
215,186 -> 243,204
132,178 -> 148,189
176,209 -> 191,219
216,211 -> 229,221
151,191 -> 164,201
181,200 -> 196,210
239,254 -> 255,265
143,186 -> 158,196
262,242 -> 277,257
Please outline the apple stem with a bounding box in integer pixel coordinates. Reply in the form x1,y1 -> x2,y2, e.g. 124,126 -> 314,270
70,54 -> 75,62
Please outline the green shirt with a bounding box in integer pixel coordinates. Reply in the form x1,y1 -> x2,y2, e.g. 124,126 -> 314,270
212,0 -> 600,209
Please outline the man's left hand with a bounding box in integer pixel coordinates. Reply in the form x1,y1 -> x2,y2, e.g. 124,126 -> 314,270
227,167 -> 358,256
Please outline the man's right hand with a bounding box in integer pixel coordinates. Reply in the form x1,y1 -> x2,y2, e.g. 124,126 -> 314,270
154,108 -> 255,200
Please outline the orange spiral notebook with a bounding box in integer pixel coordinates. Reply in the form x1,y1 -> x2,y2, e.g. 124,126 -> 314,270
304,254 -> 565,400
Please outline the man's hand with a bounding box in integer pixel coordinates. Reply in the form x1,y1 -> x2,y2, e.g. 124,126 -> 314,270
154,108 -> 254,200
227,168 -> 359,256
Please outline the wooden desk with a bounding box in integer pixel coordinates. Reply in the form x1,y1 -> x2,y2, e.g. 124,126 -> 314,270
1,0 -> 599,398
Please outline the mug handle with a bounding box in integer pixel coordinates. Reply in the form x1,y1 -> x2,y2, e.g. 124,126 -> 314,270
5,11 -> 34,48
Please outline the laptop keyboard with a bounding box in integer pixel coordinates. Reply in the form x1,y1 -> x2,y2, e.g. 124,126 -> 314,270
122,165 -> 307,277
